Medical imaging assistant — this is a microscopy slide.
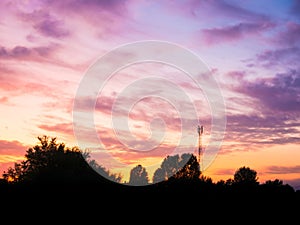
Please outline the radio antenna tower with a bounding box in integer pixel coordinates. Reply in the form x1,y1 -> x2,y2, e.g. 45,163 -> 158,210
197,125 -> 204,166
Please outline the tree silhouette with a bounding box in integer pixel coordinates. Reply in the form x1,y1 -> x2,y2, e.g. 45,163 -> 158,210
152,153 -> 200,183
128,164 -> 149,186
265,179 -> 283,186
261,179 -> 295,193
85,154 -> 122,183
2,135 -> 119,185
231,166 -> 259,192
174,153 -> 200,180
233,166 -> 259,185
153,168 -> 165,184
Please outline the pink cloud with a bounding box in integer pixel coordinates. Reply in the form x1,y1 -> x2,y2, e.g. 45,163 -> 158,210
0,140 -> 27,175
0,65 -> 21,91
39,0 -> 131,37
51,0 -> 129,14
212,168 -> 235,176
38,123 -> 74,137
0,140 -> 27,155
0,96 -> 8,103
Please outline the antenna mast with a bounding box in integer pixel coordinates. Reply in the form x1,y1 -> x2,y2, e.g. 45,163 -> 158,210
197,125 -> 204,166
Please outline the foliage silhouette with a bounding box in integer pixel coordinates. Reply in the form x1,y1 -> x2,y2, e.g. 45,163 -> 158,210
85,153 -> 123,183
233,166 -> 259,185
152,153 -> 200,183
128,164 -> 149,186
2,135 -> 120,186
260,179 -> 295,193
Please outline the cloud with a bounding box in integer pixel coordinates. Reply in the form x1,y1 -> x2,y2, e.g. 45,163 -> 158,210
235,70 -> 300,112
221,113 -> 300,153
276,22 -> 300,47
0,73 -> 65,99
0,140 -> 27,155
200,22 -> 275,45
0,140 -> 28,175
43,0 -> 130,33
34,18 -> 70,38
38,123 -> 74,137
290,0 -> 300,18
0,65 -> 22,91
265,165 -> 300,174
52,0 -> 129,14
0,96 -> 8,103
18,9 -> 70,39
0,44 -> 57,60
169,0 -> 269,22
213,168 -> 235,177
204,0 -> 268,21
256,47 -> 300,68
219,70 -> 300,152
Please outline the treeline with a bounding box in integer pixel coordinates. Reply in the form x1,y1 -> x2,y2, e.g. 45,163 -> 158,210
0,135 -> 299,201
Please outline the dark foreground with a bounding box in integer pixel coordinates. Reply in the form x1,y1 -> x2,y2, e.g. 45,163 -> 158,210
1,179 -> 299,223
1,178 -> 299,204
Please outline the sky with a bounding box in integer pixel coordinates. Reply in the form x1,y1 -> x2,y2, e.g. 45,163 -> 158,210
0,0 -> 300,188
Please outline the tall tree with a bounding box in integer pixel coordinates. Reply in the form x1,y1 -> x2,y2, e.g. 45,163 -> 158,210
2,135 -> 119,184
174,153 -> 200,180
152,153 -> 200,183
128,164 -> 149,186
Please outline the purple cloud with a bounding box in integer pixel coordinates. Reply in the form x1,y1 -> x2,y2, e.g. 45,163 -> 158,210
200,22 -> 274,45
56,0 -> 128,13
220,68 -> 300,148
0,45 -> 56,59
220,69 -> 300,150
173,0 -> 269,22
256,47 -> 300,68
222,113 -> 300,149
276,22 -> 300,47
207,0 -> 269,21
34,18 -> 69,38
290,0 -> 300,17
219,69 -> 300,153
233,70 -> 300,113
265,165 -> 300,174
44,0 -> 130,29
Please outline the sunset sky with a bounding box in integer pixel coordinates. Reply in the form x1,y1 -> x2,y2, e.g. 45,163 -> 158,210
0,0 -> 300,188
